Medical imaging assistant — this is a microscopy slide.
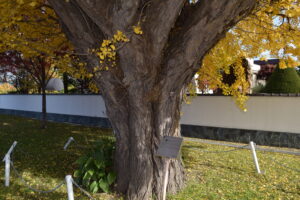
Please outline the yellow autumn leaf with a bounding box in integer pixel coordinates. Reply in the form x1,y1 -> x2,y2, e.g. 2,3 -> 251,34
133,25 -> 143,35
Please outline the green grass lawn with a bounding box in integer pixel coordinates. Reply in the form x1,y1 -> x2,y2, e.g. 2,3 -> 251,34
0,114 -> 299,200
172,141 -> 300,200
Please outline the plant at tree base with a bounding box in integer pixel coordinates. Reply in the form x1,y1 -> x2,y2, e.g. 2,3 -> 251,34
74,138 -> 116,193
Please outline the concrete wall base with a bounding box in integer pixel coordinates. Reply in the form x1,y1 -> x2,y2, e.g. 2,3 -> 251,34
181,124 -> 300,149
0,109 -> 111,128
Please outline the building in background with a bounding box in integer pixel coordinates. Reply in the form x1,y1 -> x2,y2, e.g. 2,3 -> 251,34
246,58 -> 261,93
254,59 -> 279,86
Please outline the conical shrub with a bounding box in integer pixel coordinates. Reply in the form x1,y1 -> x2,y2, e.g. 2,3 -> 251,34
261,67 -> 300,93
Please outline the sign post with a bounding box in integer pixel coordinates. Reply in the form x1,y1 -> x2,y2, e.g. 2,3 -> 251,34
156,136 -> 183,200
162,159 -> 170,200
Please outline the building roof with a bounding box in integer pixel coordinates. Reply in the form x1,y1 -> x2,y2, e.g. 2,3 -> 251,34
254,59 -> 280,65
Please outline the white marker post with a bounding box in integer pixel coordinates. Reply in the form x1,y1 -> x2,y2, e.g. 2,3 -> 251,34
249,141 -> 261,174
3,141 -> 17,187
64,137 -> 74,150
65,175 -> 74,200
163,159 -> 171,200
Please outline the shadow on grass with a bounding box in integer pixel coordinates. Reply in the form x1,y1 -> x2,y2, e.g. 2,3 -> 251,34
0,114 -> 114,199
183,145 -> 207,149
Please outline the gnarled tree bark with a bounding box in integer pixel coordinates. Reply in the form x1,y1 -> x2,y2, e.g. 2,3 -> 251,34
48,0 -> 257,199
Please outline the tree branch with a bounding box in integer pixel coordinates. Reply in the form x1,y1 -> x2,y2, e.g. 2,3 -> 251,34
48,0 -> 104,52
73,0 -> 115,35
160,0 -> 257,94
143,0 -> 186,62
75,0 -> 141,35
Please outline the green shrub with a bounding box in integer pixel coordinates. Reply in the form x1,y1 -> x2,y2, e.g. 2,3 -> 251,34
252,83 -> 264,94
261,67 -> 300,93
74,137 -> 116,193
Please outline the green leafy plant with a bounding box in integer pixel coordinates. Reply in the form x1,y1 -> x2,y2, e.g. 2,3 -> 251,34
74,137 -> 116,193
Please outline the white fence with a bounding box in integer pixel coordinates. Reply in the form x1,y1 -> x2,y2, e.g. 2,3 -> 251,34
0,95 -> 299,134
0,95 -> 107,118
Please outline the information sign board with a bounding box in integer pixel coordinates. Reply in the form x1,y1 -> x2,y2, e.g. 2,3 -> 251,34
156,136 -> 183,159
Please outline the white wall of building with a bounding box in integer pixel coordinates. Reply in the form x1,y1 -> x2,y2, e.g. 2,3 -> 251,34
181,96 -> 300,134
0,95 -> 107,118
0,95 -> 41,113
0,95 -> 299,133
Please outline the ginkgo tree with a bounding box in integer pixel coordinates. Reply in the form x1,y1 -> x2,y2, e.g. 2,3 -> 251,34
2,0 -> 300,200
47,1 -> 255,199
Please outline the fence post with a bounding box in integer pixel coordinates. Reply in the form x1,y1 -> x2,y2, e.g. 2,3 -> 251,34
65,175 -> 74,200
64,137 -> 74,150
249,141 -> 261,174
3,141 -> 17,187
4,155 -> 10,187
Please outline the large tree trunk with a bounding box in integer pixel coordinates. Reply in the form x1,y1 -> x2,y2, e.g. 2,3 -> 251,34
110,90 -> 185,200
49,0 -> 257,199
97,43 -> 186,199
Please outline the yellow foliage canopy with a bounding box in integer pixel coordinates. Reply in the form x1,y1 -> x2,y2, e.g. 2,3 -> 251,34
200,0 -> 300,109
0,0 -> 75,79
0,0 -> 70,56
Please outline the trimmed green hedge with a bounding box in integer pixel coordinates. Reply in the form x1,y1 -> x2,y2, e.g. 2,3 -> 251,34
261,67 -> 300,93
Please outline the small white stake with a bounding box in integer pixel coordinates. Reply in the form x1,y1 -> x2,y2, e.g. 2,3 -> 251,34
162,159 -> 170,200
250,141 -> 261,174
4,155 -> 10,187
65,175 -> 74,200
3,141 -> 17,187
64,137 -> 74,150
